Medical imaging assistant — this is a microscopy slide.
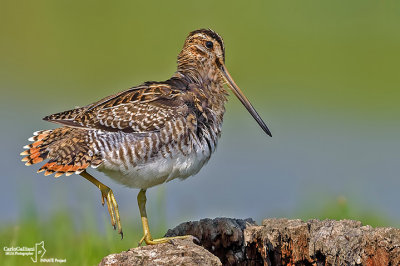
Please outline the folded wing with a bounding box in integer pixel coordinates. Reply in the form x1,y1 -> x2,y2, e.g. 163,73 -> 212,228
43,84 -> 189,133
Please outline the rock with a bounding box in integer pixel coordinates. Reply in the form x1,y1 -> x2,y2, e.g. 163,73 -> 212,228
165,217 -> 256,265
100,218 -> 400,265
99,236 -> 221,266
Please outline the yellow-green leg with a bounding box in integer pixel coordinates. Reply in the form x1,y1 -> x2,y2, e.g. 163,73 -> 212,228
137,189 -> 190,246
80,171 -> 123,238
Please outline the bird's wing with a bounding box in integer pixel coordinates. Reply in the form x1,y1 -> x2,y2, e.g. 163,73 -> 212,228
43,83 -> 189,133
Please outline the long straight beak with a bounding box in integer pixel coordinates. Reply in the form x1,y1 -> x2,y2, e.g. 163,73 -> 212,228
219,62 -> 272,137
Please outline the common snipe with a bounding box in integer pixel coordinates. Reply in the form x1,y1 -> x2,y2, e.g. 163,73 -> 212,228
21,29 -> 271,245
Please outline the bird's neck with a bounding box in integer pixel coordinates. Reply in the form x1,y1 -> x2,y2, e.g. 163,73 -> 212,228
175,62 -> 223,88
174,60 -> 227,107
175,59 -> 228,146
175,50 -> 222,85
175,53 -> 228,128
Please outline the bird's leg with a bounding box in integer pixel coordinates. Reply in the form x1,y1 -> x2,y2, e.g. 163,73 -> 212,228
137,189 -> 190,246
80,171 -> 123,238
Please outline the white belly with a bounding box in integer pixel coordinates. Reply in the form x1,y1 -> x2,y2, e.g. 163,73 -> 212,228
98,147 -> 212,189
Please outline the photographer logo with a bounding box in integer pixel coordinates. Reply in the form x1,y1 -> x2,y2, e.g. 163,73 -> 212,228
3,241 -> 66,263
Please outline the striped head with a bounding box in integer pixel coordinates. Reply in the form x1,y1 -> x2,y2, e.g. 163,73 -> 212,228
178,28 -> 225,68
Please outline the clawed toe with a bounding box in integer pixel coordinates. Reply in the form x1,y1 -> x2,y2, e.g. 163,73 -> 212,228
100,187 -> 122,237
140,235 -> 191,246
80,171 -> 123,238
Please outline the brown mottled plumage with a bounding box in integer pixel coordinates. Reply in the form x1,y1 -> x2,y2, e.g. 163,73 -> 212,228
21,29 -> 271,244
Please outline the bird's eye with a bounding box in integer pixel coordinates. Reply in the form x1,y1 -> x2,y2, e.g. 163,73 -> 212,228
205,41 -> 213,49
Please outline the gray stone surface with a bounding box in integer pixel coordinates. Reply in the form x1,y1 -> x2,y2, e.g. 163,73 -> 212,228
99,236 -> 221,266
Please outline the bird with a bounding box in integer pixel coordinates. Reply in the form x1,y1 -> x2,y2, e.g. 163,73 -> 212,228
20,29 -> 272,245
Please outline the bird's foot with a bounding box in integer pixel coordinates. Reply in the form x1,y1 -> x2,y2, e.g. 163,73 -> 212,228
100,186 -> 123,239
138,234 -> 191,246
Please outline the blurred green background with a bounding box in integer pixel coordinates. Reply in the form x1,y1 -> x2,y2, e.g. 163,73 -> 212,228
1,0 -> 400,265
